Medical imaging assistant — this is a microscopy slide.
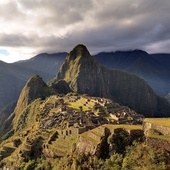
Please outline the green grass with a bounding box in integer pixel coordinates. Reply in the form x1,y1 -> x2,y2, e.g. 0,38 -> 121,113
66,97 -> 95,111
103,124 -> 142,130
49,135 -> 78,154
90,130 -> 104,137
81,134 -> 99,144
148,133 -> 170,141
144,118 -> 170,127
80,124 -> 142,144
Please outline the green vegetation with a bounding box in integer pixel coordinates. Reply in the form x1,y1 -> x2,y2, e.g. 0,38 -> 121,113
49,143 -> 168,170
66,97 -> 95,111
48,134 -> 78,156
148,133 -> 170,141
147,129 -> 170,141
81,128 -> 104,144
144,118 -> 170,127
103,124 -> 142,131
14,99 -> 42,132
122,143 -> 167,170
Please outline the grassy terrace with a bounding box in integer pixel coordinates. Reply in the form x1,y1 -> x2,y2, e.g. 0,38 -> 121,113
49,135 -> 77,154
66,97 -> 95,111
147,133 -> 170,141
144,118 -> 170,127
80,124 -> 143,144
81,130 -> 102,144
103,124 -> 142,131
144,118 -> 170,141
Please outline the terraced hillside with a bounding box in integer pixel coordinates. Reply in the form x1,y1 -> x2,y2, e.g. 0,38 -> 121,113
66,96 -> 96,112
0,90 -> 144,169
143,118 -> 170,151
76,124 -> 143,157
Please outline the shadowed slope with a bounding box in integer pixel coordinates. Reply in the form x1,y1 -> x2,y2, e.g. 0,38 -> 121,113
51,44 -> 170,117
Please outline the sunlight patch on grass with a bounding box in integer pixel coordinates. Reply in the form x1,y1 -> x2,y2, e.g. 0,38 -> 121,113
144,118 -> 170,127
66,97 -> 95,111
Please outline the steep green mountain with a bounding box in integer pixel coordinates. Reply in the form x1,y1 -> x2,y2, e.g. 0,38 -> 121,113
0,53 -> 66,125
51,44 -> 170,117
0,75 -> 55,139
0,53 -> 66,110
0,61 -> 36,110
14,75 -> 52,115
94,51 -> 170,96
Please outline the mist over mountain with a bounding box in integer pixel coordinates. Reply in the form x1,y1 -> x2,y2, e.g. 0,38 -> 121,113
94,50 -> 170,96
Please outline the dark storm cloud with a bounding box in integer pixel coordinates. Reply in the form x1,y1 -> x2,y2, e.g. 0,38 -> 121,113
0,0 -> 170,62
0,33 -> 34,46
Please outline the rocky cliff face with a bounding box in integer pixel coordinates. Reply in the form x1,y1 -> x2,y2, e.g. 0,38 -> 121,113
51,44 -> 170,117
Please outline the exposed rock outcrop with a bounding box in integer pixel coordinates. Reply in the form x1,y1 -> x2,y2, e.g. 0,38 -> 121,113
143,118 -> 170,151
51,44 -> 170,117
76,125 -> 144,158
51,79 -> 72,94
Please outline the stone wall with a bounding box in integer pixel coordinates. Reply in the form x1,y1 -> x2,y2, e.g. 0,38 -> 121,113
143,121 -> 170,136
76,140 -> 97,155
60,127 -> 88,137
146,137 -> 170,151
143,122 -> 152,134
76,126 -> 143,158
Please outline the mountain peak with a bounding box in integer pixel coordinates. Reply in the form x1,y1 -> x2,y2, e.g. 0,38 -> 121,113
51,45 -> 170,117
26,74 -> 45,86
68,44 -> 92,61
73,44 -> 88,53
14,75 -> 52,116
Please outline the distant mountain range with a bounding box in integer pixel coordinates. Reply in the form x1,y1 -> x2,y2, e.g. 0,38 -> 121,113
0,53 -> 66,123
0,52 -> 66,109
94,50 -> 170,96
0,47 -> 170,124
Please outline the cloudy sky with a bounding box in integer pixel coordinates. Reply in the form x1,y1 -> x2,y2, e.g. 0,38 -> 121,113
0,0 -> 170,63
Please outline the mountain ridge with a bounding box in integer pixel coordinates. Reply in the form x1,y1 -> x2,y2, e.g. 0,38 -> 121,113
0,53 -> 67,124
94,50 -> 170,96
51,44 -> 170,117
0,45 -> 170,168
1,46 -> 170,125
